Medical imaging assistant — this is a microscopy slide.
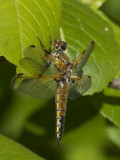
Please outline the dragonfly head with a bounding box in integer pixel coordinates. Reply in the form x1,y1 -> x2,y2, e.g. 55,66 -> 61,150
51,40 -> 67,53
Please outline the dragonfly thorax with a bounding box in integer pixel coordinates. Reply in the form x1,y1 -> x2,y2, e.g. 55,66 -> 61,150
53,53 -> 73,73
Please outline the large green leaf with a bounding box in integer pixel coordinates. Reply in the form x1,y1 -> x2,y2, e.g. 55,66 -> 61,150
0,0 -> 61,72
89,3 -> 120,127
0,134 -> 44,160
61,0 -> 120,95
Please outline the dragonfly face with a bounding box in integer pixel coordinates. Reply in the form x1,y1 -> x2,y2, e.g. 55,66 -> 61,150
13,38 -> 95,146
51,40 -> 67,55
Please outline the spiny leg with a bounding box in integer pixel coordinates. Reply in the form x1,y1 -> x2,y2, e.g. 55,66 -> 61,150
37,36 -> 51,55
71,75 -> 91,80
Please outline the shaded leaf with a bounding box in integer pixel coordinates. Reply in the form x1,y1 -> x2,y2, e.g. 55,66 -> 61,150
0,134 -> 44,160
90,87 -> 120,127
107,126 -> 120,148
101,0 -> 120,25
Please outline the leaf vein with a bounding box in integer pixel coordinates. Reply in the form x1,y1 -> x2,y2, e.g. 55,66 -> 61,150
32,0 -> 52,35
19,16 -> 38,40
16,0 -> 46,45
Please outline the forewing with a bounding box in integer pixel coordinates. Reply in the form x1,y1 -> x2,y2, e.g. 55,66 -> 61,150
14,74 -> 56,99
68,76 -> 92,100
73,41 -> 95,74
20,46 -> 50,74
20,57 -> 46,74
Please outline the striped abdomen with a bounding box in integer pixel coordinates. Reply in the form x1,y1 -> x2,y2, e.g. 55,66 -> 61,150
56,80 -> 68,146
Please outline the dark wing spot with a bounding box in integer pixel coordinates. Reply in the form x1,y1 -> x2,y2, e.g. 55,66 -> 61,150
82,51 -> 85,55
88,75 -> 91,79
38,74 -> 42,78
17,73 -> 24,76
30,45 -> 36,48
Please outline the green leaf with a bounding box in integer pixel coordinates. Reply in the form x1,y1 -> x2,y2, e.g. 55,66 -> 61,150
77,0 -> 106,10
89,11 -> 120,127
95,10 -> 120,50
61,0 -> 120,95
90,87 -> 120,127
0,134 -> 44,160
0,0 -> 61,72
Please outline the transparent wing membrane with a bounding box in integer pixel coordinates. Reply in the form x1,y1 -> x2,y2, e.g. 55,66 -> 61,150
73,41 -> 95,74
14,74 -> 56,99
20,46 -> 50,74
20,57 -> 46,74
68,75 -> 92,100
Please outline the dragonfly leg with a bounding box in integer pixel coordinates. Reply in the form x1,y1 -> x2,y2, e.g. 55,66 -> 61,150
50,36 -> 52,45
37,36 -> 51,55
71,75 -> 91,81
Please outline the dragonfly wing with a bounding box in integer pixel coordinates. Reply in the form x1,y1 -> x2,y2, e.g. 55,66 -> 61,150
68,75 -> 92,100
14,74 -> 56,99
20,46 -> 50,74
73,41 -> 95,75
20,57 -> 47,74
44,63 -> 55,75
68,83 -> 81,100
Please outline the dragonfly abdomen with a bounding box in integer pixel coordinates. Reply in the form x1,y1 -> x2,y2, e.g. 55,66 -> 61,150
56,80 -> 68,146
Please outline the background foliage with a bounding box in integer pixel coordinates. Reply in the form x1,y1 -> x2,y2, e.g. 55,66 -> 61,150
0,0 -> 120,160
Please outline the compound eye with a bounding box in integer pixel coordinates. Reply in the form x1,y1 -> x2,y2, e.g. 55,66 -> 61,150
61,41 -> 67,50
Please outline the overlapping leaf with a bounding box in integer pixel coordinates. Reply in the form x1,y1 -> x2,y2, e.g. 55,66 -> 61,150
0,134 -> 44,160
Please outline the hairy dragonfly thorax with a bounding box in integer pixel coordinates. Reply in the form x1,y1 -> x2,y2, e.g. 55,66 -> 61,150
51,40 -> 73,82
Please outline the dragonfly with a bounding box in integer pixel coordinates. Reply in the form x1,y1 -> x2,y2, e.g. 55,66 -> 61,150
13,37 -> 95,146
